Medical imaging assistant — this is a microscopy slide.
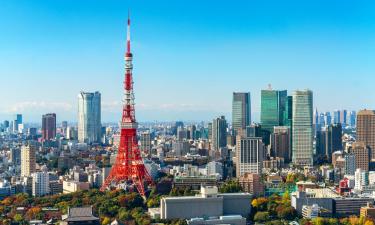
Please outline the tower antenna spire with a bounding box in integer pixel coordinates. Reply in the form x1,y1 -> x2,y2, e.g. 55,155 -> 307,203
127,10 -> 131,53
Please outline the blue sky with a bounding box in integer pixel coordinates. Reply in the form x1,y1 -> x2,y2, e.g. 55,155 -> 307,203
1,0 -> 375,123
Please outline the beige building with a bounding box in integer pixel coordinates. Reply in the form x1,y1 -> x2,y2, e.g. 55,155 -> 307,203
238,173 -> 264,197
63,180 -> 90,194
357,110 -> 375,159
21,145 -> 36,177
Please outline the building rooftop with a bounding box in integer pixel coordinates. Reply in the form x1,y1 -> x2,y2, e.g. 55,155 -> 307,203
64,206 -> 99,222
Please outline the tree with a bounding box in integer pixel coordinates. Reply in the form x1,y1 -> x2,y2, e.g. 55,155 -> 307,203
102,217 -> 111,225
266,220 -> 285,225
348,216 -> 360,225
254,211 -> 270,222
25,207 -> 42,221
219,179 -> 242,193
312,217 -> 325,225
282,191 -> 291,204
13,214 -> 24,223
277,206 -> 297,220
251,197 -> 268,211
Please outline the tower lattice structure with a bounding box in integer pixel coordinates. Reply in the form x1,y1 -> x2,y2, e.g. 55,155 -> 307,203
101,15 -> 152,196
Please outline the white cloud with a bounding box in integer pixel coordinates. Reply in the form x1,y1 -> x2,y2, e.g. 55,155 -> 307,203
2,101 -> 73,113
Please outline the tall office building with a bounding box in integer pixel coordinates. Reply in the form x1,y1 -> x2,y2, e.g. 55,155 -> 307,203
31,166 -> 50,197
351,142 -> 370,172
283,96 -> 293,127
212,116 -> 227,150
357,110 -> 375,159
333,110 -> 341,124
271,126 -> 290,162
21,144 -> 36,177
316,129 -> 326,159
10,147 -> 21,165
177,126 -> 188,141
319,113 -> 325,126
344,153 -> 356,175
260,89 -> 287,132
232,92 -> 251,135
236,136 -> 264,177
78,91 -> 101,144
61,121 -> 68,135
246,123 -> 262,138
140,131 -> 151,154
325,123 -> 342,161
340,110 -> 347,126
13,114 -> 22,133
66,127 -> 77,140
42,113 -> 56,140
292,90 -> 313,166
325,112 -> 332,126
349,111 -> 356,127
188,125 -> 197,140
314,108 -> 321,133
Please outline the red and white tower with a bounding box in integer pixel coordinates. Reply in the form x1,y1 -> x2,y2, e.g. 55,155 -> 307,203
101,15 -> 152,196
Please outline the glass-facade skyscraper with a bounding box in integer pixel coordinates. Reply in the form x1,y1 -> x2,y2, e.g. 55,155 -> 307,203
232,92 -> 251,135
292,89 -> 313,166
260,89 -> 287,144
260,89 -> 287,130
78,91 -> 102,144
212,116 -> 227,150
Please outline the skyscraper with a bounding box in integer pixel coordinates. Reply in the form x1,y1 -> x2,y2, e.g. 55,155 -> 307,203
283,96 -> 293,127
319,113 -> 325,126
13,114 -> 22,133
21,144 -> 36,177
325,123 -> 342,161
351,142 -> 370,172
340,110 -> 347,126
261,89 -> 287,131
42,113 -> 56,140
333,110 -> 341,124
325,112 -> 332,126
357,110 -> 375,159
212,116 -> 227,150
232,92 -> 251,135
271,126 -> 290,162
349,111 -> 356,127
236,136 -> 264,177
78,91 -> 101,144
292,89 -> 313,166
344,153 -> 356,175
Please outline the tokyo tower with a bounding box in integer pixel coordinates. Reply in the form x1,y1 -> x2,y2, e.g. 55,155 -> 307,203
100,15 -> 152,196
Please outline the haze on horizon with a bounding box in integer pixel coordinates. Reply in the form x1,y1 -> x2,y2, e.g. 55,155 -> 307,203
1,0 -> 375,123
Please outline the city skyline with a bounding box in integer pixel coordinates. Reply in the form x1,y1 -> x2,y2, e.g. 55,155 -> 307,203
1,1 -> 375,122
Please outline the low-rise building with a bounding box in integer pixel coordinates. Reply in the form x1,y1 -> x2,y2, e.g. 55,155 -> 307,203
360,203 -> 375,219
62,180 -> 90,194
160,186 -> 251,220
238,173 -> 264,197
61,206 -> 99,225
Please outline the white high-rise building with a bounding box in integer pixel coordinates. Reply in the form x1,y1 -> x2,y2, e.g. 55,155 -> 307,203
292,90 -> 313,166
78,91 -> 101,144
31,165 -> 50,197
236,136 -> 264,177
21,145 -> 36,177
